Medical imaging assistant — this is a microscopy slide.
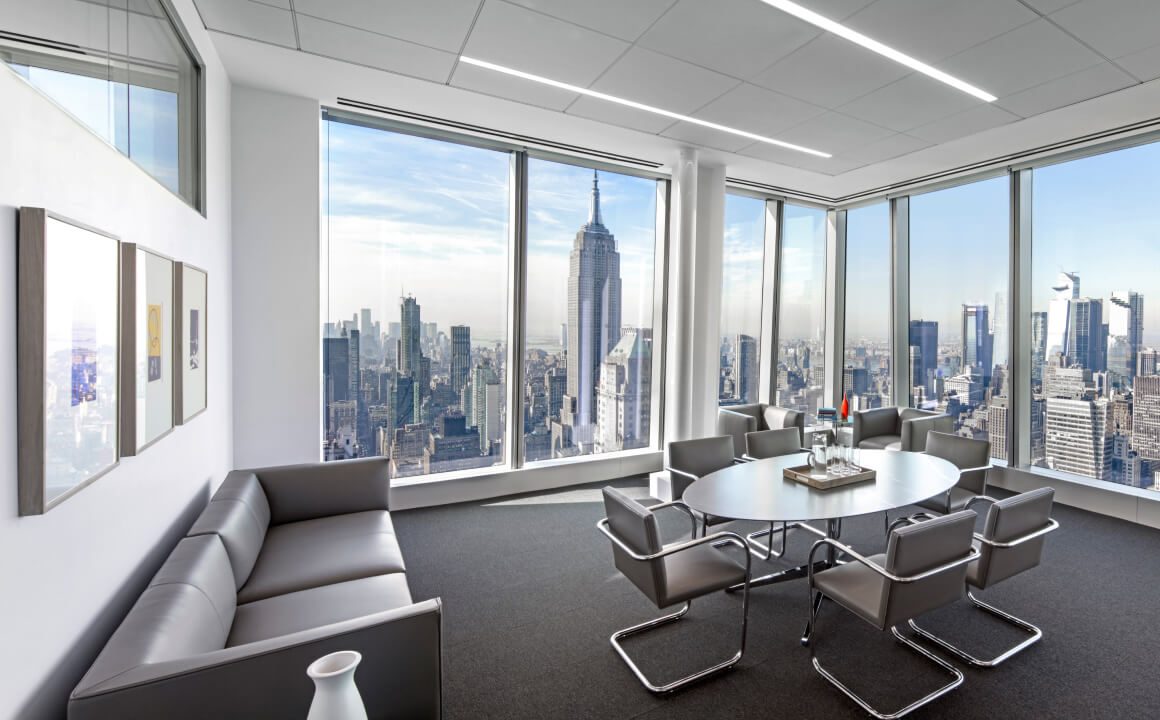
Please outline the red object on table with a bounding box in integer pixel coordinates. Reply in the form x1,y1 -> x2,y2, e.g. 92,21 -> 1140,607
840,392 -> 849,421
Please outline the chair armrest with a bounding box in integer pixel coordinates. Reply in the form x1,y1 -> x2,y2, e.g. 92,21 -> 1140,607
965,495 -> 999,512
69,599 -> 443,720
597,521 -> 752,577
664,466 -> 700,499
717,409 -> 758,458
974,519 -> 1060,548
956,465 -> 990,495
807,537 -> 979,586
645,499 -> 698,539
251,457 -> 390,525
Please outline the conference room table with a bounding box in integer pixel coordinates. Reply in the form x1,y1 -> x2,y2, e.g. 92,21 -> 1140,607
682,449 -> 960,590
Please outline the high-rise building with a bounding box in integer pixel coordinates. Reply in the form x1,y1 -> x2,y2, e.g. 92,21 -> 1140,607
908,320 -> 938,397
323,336 -> 349,404
1132,376 -> 1160,460
595,330 -> 652,453
843,367 -> 869,397
400,295 -> 422,377
1045,271 -> 1079,359
391,374 -> 415,431
1031,311 -> 1048,385
1139,348 -> 1160,377
989,396 -> 1008,462
1107,291 -> 1143,387
562,170 -> 621,446
733,334 -> 758,403
1068,297 -> 1105,372
450,325 -> 471,396
545,367 -> 566,420
471,363 -> 502,454
961,304 -> 994,380
1044,397 -> 1111,480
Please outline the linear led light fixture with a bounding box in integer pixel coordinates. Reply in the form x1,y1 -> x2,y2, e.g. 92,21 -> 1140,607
758,0 -> 997,103
459,55 -> 832,158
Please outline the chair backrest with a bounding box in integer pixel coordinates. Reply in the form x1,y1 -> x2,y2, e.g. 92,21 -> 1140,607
602,487 -> 664,606
763,406 -> 805,445
745,427 -> 802,459
880,510 -> 976,628
853,406 -> 901,444
972,488 -> 1055,590
924,432 -> 990,493
667,436 -> 735,497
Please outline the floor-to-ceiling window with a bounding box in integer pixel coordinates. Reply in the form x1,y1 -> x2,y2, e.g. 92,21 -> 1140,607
1031,143 -> 1160,490
775,204 -> 827,424
522,159 -> 661,463
843,202 -> 892,410
909,176 -> 1009,460
322,116 -> 511,479
718,193 -> 766,407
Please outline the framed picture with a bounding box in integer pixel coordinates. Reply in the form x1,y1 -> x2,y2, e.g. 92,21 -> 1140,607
174,262 -> 207,424
18,208 -> 121,516
119,244 -> 175,456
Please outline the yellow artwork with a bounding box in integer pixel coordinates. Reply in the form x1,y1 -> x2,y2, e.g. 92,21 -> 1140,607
147,303 -> 162,382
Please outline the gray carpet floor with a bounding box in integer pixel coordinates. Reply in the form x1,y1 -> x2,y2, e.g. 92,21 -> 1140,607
392,478 -> 1160,719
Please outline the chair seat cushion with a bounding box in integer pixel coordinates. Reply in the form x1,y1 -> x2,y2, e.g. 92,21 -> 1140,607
238,511 -> 404,604
227,573 -> 413,646
813,553 -> 888,628
659,544 -> 747,606
859,435 -> 902,450
917,487 -> 977,514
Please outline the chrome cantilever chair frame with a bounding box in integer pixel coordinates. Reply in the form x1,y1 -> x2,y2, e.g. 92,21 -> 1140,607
885,464 -> 992,536
596,500 -> 754,693
902,512 -> 1061,668
801,536 -> 980,720
665,461 -> 749,539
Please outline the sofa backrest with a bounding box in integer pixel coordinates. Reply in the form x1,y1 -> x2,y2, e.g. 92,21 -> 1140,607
252,457 -> 390,525
188,471 -> 270,589
75,535 -> 236,695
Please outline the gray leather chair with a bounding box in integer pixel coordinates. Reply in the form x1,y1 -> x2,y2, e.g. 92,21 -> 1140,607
909,488 -> 1059,667
743,427 -> 803,460
666,435 -> 739,536
598,487 -> 752,693
717,403 -> 805,458
917,432 -> 991,515
802,510 -> 979,719
852,406 -> 952,451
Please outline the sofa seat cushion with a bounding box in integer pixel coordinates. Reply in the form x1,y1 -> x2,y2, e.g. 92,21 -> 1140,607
237,511 -> 404,604
227,573 -> 413,647
859,434 -> 902,450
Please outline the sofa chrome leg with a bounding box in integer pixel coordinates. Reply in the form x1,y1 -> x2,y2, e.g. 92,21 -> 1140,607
809,623 -> 964,719
908,590 -> 1043,668
611,585 -> 750,694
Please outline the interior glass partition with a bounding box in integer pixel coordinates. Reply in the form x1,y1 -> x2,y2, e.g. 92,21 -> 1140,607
718,193 -> 766,407
1030,143 -> 1160,490
909,176 -> 1010,460
775,204 -> 827,424
842,202 -> 892,410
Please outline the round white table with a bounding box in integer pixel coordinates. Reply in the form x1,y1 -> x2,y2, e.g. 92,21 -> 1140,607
683,449 -> 959,590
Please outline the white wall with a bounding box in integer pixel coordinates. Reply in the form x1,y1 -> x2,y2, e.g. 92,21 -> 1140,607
0,1 -> 233,716
230,85 -> 321,468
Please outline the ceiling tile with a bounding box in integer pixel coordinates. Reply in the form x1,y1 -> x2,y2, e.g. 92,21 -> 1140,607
837,74 -> 982,133
1116,43 -> 1160,82
637,0 -> 820,79
750,33 -> 910,108
577,46 -> 740,114
461,1 -> 627,85
292,0 -> 481,52
196,0 -> 296,47
659,121 -> 754,153
1050,0 -> 1160,60
937,19 -> 1104,98
565,101 -> 675,134
908,104 -> 1021,143
840,132 -> 932,165
451,63 -> 578,110
995,62 -> 1138,117
803,0 -> 878,21
692,83 -> 827,136
842,0 -> 1038,63
503,0 -> 677,42
297,15 -> 456,81
252,0 -> 291,9
738,142 -> 864,175
1019,0 -> 1081,12
777,111 -> 895,154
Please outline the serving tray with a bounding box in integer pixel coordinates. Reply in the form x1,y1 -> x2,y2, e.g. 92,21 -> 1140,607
784,463 -> 876,490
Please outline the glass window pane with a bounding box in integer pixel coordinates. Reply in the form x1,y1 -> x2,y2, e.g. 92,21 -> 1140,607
909,177 -> 1009,460
321,118 -> 511,479
1031,144 -> 1160,489
776,204 -> 827,424
719,194 -> 765,406
522,159 -> 659,463
843,202 -> 892,409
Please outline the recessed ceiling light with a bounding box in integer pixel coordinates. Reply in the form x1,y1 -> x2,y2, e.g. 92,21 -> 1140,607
758,0 -> 998,103
459,56 -> 832,158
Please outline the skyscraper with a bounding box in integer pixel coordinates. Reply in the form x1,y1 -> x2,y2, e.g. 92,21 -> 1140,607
1031,311 -> 1048,385
733,334 -> 758,403
1045,271 -> 1079,358
471,362 -> 502,454
400,295 -> 422,377
1068,297 -> 1105,372
595,330 -> 652,453
1139,348 -> 1160,377
989,396 -> 1008,462
1044,397 -> 1111,479
450,325 -> 471,396
961,304 -> 994,381
1132,376 -> 1160,460
323,336 -> 350,404
908,320 -> 938,398
347,328 -> 361,409
562,170 -> 621,446
1107,291 -> 1143,386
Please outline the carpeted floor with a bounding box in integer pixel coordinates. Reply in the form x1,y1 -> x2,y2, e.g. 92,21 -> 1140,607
392,477 -> 1160,719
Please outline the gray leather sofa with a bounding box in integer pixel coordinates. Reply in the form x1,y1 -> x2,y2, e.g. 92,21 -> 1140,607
68,458 -> 441,720
852,406 -> 952,451
717,403 -> 805,458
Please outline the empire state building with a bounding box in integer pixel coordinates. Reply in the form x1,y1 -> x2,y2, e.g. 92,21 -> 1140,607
559,171 -> 622,449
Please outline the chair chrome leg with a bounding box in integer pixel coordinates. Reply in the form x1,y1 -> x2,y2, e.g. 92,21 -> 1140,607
610,585 -> 751,693
746,521 -> 802,560
908,590 -> 1043,667
809,623 -> 964,719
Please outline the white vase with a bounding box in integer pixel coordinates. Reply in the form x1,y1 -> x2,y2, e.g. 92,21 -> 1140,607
306,651 -> 369,720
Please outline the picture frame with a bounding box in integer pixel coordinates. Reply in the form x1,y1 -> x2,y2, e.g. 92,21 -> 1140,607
174,261 -> 207,424
119,243 -> 175,457
18,208 -> 121,516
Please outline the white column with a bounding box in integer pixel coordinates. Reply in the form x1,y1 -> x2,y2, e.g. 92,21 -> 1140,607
664,148 -> 699,445
691,162 -> 726,438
